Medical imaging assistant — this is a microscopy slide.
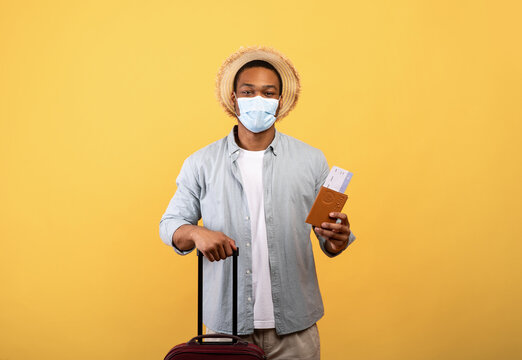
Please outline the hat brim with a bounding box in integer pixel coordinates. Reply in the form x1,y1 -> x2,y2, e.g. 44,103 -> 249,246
216,45 -> 301,121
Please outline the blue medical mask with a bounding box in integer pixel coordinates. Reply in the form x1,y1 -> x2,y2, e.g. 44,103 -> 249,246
234,93 -> 280,133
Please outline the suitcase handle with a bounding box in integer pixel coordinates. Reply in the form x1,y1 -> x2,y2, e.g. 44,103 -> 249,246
197,248 -> 239,341
188,334 -> 248,345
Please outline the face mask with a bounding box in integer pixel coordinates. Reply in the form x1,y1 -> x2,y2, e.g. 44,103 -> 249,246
234,93 -> 280,133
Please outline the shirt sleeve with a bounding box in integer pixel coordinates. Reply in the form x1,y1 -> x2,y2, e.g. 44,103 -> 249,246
159,156 -> 201,255
313,150 -> 356,257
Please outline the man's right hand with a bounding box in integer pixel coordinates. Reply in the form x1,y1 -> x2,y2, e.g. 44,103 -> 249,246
173,225 -> 237,262
192,227 -> 237,262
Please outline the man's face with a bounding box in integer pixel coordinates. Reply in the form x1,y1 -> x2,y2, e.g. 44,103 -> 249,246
232,67 -> 281,117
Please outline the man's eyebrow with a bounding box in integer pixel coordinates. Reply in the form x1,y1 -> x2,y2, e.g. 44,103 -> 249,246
239,83 -> 278,89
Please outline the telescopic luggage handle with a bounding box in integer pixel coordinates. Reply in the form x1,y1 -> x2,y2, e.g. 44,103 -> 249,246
196,248 -> 239,341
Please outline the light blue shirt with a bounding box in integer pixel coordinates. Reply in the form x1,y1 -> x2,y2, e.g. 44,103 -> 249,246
159,125 -> 355,335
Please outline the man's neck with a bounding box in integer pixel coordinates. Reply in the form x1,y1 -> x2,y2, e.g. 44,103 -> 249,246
235,122 -> 276,151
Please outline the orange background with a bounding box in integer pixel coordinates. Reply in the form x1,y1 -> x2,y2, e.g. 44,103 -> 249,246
1,1 -> 521,359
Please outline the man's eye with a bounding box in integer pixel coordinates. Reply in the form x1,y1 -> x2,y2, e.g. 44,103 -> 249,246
266,92 -> 274,96
241,91 -> 251,95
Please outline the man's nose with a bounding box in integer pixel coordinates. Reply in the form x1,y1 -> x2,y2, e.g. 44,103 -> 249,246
254,91 -> 269,98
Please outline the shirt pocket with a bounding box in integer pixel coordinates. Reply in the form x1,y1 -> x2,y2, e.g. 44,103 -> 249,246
285,171 -> 316,207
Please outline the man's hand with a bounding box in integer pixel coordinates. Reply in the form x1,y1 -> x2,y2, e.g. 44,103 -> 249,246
314,212 -> 351,254
191,227 -> 237,262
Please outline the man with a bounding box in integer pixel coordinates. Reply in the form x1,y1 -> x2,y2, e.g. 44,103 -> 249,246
159,46 -> 356,360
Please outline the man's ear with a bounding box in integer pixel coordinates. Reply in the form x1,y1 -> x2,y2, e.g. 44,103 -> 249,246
231,91 -> 239,116
275,96 -> 282,118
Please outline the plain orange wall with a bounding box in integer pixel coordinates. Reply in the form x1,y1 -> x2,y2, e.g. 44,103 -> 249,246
1,1 -> 521,359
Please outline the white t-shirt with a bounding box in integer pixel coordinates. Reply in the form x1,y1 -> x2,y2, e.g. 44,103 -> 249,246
236,148 -> 275,329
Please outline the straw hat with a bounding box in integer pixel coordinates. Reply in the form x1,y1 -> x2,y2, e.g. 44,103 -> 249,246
216,45 -> 301,121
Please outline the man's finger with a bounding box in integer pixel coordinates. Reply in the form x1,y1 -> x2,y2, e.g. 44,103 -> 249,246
321,222 -> 343,230
321,222 -> 349,234
227,238 -> 237,251
223,241 -> 233,257
329,212 -> 348,224
316,227 -> 347,242
329,237 -> 348,246
315,227 -> 336,241
205,250 -> 215,262
319,228 -> 348,241
329,239 -> 348,252
217,245 -> 227,260
329,212 -> 347,220
210,249 -> 220,262
328,241 -> 341,252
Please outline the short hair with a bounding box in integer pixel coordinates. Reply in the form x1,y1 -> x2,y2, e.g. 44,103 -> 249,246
233,60 -> 283,95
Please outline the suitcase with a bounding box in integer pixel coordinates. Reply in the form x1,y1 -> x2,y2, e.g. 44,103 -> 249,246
164,249 -> 266,359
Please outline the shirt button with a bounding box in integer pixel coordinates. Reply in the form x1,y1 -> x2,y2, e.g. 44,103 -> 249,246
248,297 -> 252,302
246,269 -> 251,274
245,216 -> 249,220
246,242 -> 250,247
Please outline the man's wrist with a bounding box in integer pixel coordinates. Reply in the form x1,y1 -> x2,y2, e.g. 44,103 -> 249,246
187,225 -> 198,243
172,225 -> 197,250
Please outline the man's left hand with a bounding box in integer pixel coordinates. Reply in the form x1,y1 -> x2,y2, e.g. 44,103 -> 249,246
314,212 -> 351,254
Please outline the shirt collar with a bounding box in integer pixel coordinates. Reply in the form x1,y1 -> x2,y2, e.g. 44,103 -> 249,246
227,125 -> 280,157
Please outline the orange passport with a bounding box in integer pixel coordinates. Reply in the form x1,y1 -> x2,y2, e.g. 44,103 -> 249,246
305,186 -> 348,228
